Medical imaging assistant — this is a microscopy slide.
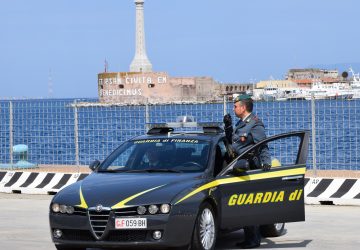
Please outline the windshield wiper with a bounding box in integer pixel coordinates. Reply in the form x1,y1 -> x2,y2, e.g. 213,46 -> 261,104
144,169 -> 183,173
97,169 -> 128,173
122,169 -> 182,173
98,168 -> 182,173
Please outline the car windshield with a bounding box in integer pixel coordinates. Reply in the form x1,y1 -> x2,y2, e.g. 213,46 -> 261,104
99,138 -> 211,173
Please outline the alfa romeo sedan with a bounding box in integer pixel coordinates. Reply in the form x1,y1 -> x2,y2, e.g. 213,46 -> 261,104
49,122 -> 309,250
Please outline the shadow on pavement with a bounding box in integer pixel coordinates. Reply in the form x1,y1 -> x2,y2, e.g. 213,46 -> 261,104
260,239 -> 312,248
87,229 -> 312,250
215,229 -> 312,250
215,229 -> 245,249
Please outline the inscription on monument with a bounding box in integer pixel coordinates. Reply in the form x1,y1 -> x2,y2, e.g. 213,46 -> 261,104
98,76 -> 167,85
98,73 -> 168,97
99,89 -> 142,96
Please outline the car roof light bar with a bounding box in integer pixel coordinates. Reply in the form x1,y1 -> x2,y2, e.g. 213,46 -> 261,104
147,116 -> 224,134
147,127 -> 174,135
147,122 -> 223,134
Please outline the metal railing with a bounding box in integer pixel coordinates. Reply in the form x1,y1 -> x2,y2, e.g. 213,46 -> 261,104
0,97 -> 359,177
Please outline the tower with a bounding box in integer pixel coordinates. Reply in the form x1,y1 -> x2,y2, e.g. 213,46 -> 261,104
130,0 -> 152,72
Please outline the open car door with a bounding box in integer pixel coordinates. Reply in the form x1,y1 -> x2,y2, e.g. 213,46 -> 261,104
217,131 -> 310,230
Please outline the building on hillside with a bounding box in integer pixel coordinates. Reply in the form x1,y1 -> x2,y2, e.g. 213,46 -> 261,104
251,80 -> 298,100
218,83 -> 253,95
255,80 -> 298,89
286,68 -> 339,80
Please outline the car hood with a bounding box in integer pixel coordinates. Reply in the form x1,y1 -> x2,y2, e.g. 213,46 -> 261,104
55,172 -> 206,208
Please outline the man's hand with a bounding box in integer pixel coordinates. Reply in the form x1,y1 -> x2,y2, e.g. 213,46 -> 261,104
261,163 -> 271,171
223,113 -> 232,128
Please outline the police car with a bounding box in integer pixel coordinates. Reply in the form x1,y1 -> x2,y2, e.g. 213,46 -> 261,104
49,119 -> 310,250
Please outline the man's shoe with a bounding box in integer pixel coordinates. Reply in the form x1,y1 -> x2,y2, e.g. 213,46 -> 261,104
236,241 -> 260,249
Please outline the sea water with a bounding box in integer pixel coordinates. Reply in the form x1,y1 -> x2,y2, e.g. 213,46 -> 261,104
0,98 -> 359,170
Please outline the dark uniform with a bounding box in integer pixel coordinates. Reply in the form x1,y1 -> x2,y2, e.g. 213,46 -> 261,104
224,95 -> 271,249
232,113 -> 271,168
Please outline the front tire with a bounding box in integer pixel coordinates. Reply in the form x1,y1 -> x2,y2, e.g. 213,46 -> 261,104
191,203 -> 217,250
260,223 -> 285,237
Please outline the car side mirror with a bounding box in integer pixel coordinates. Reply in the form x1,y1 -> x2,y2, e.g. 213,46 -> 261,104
89,160 -> 101,171
232,159 -> 250,175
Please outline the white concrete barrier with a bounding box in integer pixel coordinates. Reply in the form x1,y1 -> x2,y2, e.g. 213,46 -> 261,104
0,171 -> 89,195
305,177 -> 360,206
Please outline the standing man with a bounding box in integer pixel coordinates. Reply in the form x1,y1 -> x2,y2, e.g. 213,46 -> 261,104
223,94 -> 271,249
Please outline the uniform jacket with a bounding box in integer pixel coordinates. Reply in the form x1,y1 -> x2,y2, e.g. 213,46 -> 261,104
231,113 -> 271,168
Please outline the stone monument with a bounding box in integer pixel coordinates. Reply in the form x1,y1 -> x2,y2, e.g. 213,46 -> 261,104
130,0 -> 152,72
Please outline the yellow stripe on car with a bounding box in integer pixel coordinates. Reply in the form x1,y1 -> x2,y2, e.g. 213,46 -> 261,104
175,167 -> 305,205
75,185 -> 165,210
76,187 -> 89,209
111,185 -> 166,209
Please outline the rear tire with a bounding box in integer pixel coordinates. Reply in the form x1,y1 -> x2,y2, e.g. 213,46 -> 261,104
191,202 -> 217,250
260,223 -> 285,237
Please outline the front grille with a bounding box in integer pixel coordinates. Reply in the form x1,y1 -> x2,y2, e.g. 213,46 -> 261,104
88,209 -> 110,239
73,207 -> 87,216
113,207 -> 138,216
61,229 -> 94,241
107,230 -> 148,241
59,207 -> 152,242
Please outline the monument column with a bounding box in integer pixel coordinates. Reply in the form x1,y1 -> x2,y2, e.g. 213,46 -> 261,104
130,0 -> 152,72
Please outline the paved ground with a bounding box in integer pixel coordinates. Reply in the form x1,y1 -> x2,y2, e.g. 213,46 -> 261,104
0,193 -> 359,250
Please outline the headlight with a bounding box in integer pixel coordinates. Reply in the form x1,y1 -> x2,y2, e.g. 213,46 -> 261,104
160,204 -> 171,214
66,206 -> 74,214
51,203 -> 60,213
148,205 -> 159,214
51,203 -> 74,214
59,205 -> 67,214
137,206 -> 147,215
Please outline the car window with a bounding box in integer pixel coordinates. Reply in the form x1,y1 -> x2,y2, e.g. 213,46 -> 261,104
267,136 -> 302,166
99,138 -> 211,173
218,140 -> 227,156
214,140 -> 228,176
108,144 -> 137,170
219,131 -> 309,176
240,136 -> 302,169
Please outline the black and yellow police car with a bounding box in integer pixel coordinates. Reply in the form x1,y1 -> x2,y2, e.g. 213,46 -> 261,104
49,119 -> 309,250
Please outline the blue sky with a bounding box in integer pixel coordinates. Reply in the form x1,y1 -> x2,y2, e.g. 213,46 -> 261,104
1,0 -> 360,98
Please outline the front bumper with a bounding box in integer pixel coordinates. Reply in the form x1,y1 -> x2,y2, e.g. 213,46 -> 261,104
49,209 -> 196,249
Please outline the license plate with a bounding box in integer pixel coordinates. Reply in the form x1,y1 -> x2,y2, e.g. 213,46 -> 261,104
115,218 -> 147,229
